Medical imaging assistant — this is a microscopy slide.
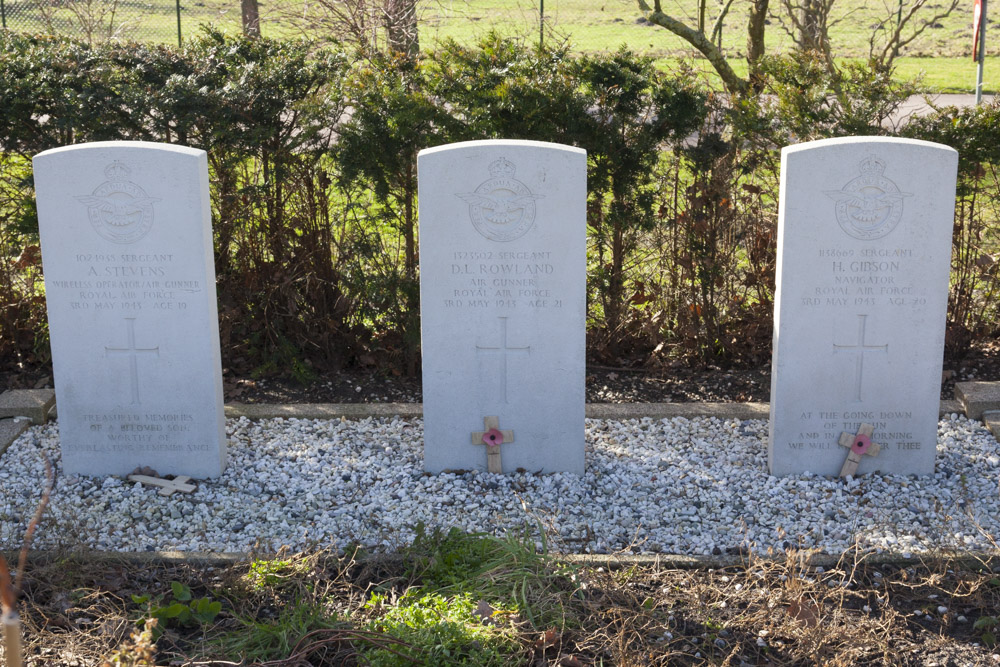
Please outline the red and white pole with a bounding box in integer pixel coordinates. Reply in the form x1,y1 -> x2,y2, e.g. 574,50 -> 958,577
975,0 -> 988,103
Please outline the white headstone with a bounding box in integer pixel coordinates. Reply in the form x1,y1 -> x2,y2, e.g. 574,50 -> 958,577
418,140 -> 586,474
34,141 -> 226,478
769,137 -> 958,476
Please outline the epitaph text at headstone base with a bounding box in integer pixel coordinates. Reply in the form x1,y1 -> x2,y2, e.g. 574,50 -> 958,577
768,137 -> 957,477
419,140 -> 587,474
34,141 -> 226,478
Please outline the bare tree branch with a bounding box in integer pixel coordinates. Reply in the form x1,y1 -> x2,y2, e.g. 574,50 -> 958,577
771,0 -> 836,71
710,0 -> 738,47
870,0 -> 961,70
13,455 -> 54,596
35,0 -> 135,46
275,0 -> 420,57
637,0 -> 749,94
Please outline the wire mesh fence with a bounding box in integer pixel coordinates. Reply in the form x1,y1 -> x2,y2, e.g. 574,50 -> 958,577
0,0 -> 244,45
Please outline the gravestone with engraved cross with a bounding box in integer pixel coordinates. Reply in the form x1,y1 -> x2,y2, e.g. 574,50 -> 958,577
419,140 -> 586,473
768,137 -> 957,476
34,141 -> 226,478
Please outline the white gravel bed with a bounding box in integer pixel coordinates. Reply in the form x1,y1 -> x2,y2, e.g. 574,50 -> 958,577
1,414 -> 999,557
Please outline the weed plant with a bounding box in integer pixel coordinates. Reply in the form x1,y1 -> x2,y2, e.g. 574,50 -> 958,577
361,590 -> 520,665
400,523 -> 582,630
131,581 -> 221,640
3,536 -> 998,664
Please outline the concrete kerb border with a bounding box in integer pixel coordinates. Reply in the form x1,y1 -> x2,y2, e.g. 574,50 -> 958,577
6,548 -> 999,573
0,417 -> 30,458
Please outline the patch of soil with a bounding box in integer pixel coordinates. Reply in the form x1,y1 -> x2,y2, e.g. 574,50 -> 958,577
4,348 -> 1000,405
210,350 -> 1000,404
10,549 -> 1000,666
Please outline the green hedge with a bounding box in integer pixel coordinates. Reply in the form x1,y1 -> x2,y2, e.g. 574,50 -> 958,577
1,30 -> 998,378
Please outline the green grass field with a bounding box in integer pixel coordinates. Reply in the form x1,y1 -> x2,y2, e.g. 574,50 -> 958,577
0,0 -> 242,44
417,0 -> 990,93
0,0 -> 992,92
422,0 -> 973,58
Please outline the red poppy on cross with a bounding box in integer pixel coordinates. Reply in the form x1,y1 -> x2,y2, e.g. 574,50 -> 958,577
471,416 -> 514,473
838,423 -> 881,477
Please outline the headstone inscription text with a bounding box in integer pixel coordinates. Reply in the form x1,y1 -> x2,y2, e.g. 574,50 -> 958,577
768,137 -> 958,476
34,141 -> 227,478
419,140 -> 586,474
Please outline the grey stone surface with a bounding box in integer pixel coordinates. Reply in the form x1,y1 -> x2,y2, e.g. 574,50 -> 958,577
940,399 -> 963,416
769,137 -> 958,476
981,409 -> 1000,440
34,141 -> 226,478
0,389 -> 55,424
8,403 -> 991,558
955,381 -> 1000,420
418,140 -> 587,474
0,418 -> 30,456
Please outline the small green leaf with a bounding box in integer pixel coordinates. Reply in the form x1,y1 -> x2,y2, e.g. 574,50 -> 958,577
983,630 -> 997,647
194,604 -> 222,624
974,616 -> 998,630
171,581 -> 192,601
162,602 -> 190,619
988,577 -> 1000,587
131,594 -> 150,605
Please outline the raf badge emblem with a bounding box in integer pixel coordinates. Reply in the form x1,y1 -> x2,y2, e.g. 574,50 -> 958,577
76,161 -> 161,244
824,155 -> 911,240
457,157 -> 543,242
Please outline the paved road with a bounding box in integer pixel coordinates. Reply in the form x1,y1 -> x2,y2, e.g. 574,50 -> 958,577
895,93 -> 995,124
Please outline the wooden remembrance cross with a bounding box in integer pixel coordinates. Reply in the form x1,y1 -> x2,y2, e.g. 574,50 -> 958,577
127,474 -> 196,496
838,423 -> 881,477
471,416 -> 514,473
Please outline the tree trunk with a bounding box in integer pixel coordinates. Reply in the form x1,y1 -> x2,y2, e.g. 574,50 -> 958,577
747,0 -> 768,91
386,0 -> 419,58
242,0 -> 261,37
799,0 -> 822,52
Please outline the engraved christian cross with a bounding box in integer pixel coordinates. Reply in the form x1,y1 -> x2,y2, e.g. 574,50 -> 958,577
833,314 -> 887,402
105,317 -> 159,405
476,316 -> 530,404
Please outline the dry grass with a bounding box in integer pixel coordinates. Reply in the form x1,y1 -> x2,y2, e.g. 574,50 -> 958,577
3,541 -> 998,666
